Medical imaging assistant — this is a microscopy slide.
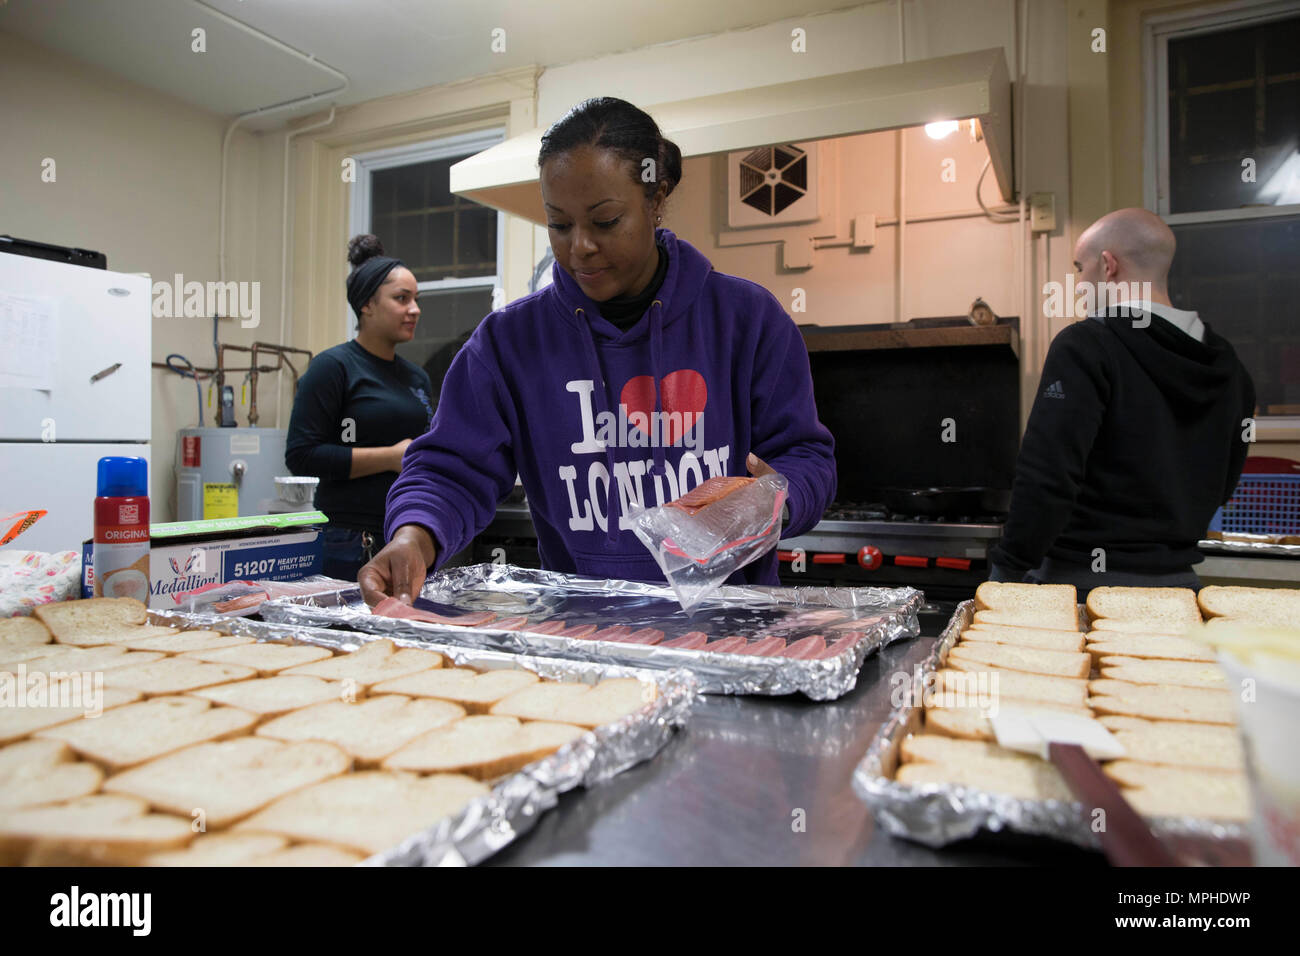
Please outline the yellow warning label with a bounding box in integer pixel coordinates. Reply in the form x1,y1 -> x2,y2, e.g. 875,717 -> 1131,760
203,483 -> 239,519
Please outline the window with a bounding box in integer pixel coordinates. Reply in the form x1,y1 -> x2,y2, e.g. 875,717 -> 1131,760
1147,2 -> 1300,415
349,131 -> 504,404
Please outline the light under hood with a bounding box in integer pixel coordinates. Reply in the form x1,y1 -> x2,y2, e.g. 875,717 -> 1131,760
451,47 -> 1013,224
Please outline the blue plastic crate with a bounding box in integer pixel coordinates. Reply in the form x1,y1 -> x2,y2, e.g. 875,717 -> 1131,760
1210,474 -> 1300,536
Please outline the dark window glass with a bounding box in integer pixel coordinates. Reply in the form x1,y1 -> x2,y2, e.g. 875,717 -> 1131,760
1167,15 -> 1300,214
1167,214 -> 1300,413
370,155 -> 498,281
395,287 -> 495,414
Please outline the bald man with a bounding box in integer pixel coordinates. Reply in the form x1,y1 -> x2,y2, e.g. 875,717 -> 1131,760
989,208 -> 1255,594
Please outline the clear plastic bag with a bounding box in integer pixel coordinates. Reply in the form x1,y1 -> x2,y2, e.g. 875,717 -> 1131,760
628,473 -> 788,613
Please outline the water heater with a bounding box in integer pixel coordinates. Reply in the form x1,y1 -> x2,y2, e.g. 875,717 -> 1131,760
175,427 -> 289,520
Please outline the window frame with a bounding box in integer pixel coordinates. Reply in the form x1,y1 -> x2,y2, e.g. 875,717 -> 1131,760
346,128 -> 506,339
1144,1 -> 1300,432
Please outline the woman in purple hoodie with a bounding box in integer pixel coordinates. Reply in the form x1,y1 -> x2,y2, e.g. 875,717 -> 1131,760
360,97 -> 836,604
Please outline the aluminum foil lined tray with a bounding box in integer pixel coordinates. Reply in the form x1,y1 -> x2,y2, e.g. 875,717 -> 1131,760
150,609 -> 696,867
258,563 -> 923,700
851,600 -> 1249,851
1198,536 -> 1300,558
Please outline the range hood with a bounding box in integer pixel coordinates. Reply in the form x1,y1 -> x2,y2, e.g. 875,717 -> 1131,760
451,48 -> 1013,224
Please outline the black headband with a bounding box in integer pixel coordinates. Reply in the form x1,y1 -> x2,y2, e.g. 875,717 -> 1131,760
346,256 -> 404,317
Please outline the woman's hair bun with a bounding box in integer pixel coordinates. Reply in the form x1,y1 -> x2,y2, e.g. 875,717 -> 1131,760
347,233 -> 385,267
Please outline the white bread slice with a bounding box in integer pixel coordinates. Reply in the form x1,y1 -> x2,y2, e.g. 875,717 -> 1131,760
1103,760 -> 1249,820
0,794 -> 193,864
1097,656 -> 1227,689
235,770 -> 489,855
0,685 -> 142,745
897,734 -> 1073,801
255,696 -> 465,765
145,832 -> 288,866
1198,585 -> 1300,628
0,616 -> 52,650
490,677 -> 654,728
34,597 -> 147,642
975,582 -> 1077,613
1085,632 -> 1216,663
0,739 -> 103,810
282,638 -> 442,687
924,699 -> 1093,741
120,630 -> 253,653
1088,678 -> 1235,724
189,675 -> 347,716
934,668 -> 1089,708
101,658 -> 257,696
948,643 -> 1090,679
967,622 -> 1084,635
247,843 -> 364,866
180,642 -> 333,676
49,625 -> 183,648
104,737 -> 352,828
382,715 -> 585,778
5,646 -> 164,675
1097,715 -> 1243,771
1086,587 -> 1201,627
924,692 -> 1092,716
372,667 -> 540,713
959,627 -> 1086,652
972,608 -> 1081,632
36,695 -> 258,770
895,759 -> 1074,802
1091,618 -> 1195,635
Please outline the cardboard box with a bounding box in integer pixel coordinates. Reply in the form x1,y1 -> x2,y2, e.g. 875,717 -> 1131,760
83,511 -> 326,608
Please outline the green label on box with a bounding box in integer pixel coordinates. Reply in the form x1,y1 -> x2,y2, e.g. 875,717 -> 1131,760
150,510 -> 329,539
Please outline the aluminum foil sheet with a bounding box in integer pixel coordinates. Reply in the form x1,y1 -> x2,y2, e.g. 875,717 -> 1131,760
257,563 -> 923,700
851,600 -> 1250,851
1198,537 -> 1300,558
149,609 -> 696,867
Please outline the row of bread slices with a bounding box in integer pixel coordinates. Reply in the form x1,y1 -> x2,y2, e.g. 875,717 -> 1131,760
0,597 -> 654,865
893,583 -> 1300,821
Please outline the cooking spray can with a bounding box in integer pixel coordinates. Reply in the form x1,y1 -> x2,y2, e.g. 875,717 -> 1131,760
92,456 -> 151,601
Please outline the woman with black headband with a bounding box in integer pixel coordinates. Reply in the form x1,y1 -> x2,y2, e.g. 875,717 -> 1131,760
285,235 -> 434,580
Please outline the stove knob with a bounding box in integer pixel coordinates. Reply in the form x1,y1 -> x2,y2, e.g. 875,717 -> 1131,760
857,546 -> 883,571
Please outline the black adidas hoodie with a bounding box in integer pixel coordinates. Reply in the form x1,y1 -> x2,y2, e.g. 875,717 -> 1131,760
990,310 -> 1255,576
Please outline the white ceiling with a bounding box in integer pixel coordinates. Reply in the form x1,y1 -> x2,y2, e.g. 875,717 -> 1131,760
0,0 -> 874,126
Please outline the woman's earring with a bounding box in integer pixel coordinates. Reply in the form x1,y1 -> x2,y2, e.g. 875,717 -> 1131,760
656,215 -> 662,224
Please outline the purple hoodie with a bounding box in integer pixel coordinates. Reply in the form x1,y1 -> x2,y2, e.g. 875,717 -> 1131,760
385,227 -> 836,585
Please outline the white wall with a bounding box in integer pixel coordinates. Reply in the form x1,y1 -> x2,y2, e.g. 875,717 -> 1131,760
532,0 -> 1075,420
0,30 -> 285,520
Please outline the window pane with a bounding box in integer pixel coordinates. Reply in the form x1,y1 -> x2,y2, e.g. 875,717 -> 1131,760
1167,15 -> 1300,213
395,286 -> 495,414
1168,214 -> 1300,412
369,154 -> 498,282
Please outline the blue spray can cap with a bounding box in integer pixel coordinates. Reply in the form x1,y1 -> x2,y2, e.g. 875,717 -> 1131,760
97,456 -> 148,497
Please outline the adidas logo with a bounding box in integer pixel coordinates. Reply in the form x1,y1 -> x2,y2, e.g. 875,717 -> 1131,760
1043,380 -> 1066,400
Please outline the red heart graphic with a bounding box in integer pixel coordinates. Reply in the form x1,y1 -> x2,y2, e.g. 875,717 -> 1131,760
619,369 -> 707,446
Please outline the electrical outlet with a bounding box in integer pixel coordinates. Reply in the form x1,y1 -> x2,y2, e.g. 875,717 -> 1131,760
782,237 -> 813,270
1029,192 -> 1056,233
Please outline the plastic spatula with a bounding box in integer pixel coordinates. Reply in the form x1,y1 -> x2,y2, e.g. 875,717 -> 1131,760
990,705 -> 1178,867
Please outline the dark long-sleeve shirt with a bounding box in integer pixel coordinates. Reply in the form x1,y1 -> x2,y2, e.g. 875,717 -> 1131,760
285,339 -> 433,530
990,311 -> 1254,576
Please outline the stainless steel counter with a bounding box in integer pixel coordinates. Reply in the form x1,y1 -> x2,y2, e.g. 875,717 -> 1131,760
484,611 -> 1105,867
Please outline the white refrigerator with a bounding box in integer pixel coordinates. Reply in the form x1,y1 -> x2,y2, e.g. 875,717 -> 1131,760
0,254 -> 151,553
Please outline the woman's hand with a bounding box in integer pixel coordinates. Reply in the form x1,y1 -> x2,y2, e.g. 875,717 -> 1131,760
390,438 -> 413,471
747,452 -> 778,478
358,524 -> 436,606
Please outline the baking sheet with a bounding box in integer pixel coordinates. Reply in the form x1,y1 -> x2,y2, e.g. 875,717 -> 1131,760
257,563 -> 923,701
1198,537 -> 1300,558
150,609 -> 696,867
851,600 -> 1250,851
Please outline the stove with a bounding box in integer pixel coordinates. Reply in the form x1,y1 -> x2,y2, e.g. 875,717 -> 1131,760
776,501 -> 1006,601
